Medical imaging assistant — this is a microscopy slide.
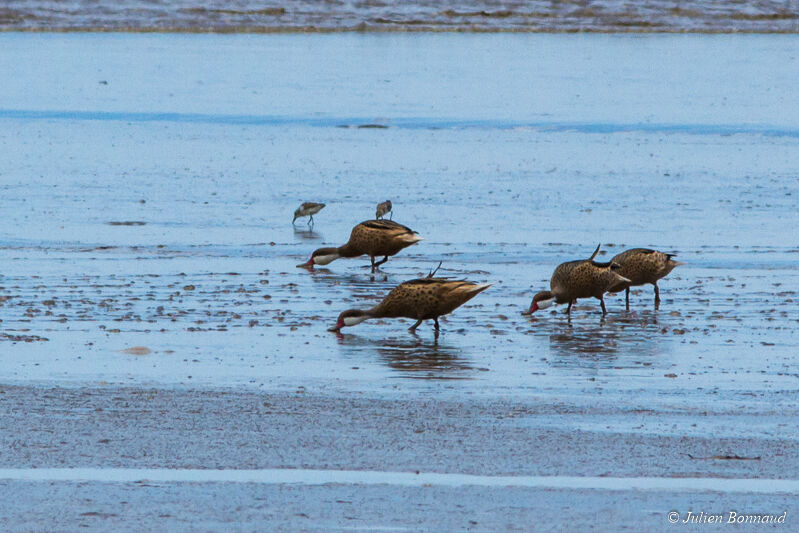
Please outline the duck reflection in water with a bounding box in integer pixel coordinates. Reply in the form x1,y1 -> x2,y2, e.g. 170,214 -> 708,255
381,337 -> 474,379
548,313 -> 666,366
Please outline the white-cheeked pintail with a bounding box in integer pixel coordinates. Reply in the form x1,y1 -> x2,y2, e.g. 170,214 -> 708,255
329,276 -> 490,332
298,219 -> 422,272
523,245 -> 630,316
608,248 -> 683,309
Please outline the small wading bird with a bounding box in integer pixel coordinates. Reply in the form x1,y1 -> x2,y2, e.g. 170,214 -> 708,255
292,202 -> 325,225
298,219 -> 422,272
608,248 -> 684,309
522,245 -> 630,316
328,265 -> 490,332
375,200 -> 392,220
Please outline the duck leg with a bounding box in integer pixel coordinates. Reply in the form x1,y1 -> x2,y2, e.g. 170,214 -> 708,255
434,318 -> 440,331
599,296 -> 607,315
373,256 -> 389,269
409,319 -> 423,331
370,256 -> 376,273
653,283 -> 661,309
307,215 -> 314,226
566,301 -> 573,315
625,287 -> 630,310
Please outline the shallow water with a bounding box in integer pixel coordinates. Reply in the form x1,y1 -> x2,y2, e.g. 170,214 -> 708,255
0,34 -> 798,416
1,0 -> 798,32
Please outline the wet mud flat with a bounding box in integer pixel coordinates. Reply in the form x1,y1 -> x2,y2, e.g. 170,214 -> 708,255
2,386 -> 796,477
2,481 -> 793,532
1,33 -> 798,529
0,384 -> 797,531
1,0 -> 798,33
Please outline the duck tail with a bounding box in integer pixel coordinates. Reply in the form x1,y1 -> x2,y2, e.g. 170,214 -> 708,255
455,283 -> 492,297
666,253 -> 685,266
399,233 -> 424,244
427,261 -> 443,278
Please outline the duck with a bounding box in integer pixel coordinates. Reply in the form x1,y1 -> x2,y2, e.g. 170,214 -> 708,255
608,248 -> 683,309
298,219 -> 422,272
328,274 -> 490,332
375,200 -> 393,220
522,245 -> 630,316
292,202 -> 325,225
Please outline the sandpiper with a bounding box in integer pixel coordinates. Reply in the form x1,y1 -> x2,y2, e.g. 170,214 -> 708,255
375,200 -> 392,220
292,202 -> 325,225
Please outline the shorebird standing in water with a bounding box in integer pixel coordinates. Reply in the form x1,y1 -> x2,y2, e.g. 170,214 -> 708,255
522,245 -> 630,316
608,248 -> 684,309
292,202 -> 325,225
298,219 -> 422,272
375,200 -> 392,220
329,271 -> 490,333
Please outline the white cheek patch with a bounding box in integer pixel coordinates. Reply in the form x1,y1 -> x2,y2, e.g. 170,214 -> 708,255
537,298 -> 556,310
343,316 -> 368,327
313,254 -> 340,265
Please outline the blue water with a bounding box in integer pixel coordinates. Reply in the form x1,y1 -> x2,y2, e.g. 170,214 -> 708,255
0,34 -> 797,420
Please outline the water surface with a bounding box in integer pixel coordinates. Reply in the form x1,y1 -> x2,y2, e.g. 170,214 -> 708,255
0,34 -> 797,414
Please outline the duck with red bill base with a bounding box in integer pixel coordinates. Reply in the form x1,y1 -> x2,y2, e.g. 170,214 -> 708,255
298,219 -> 422,273
329,276 -> 490,333
522,244 -> 630,316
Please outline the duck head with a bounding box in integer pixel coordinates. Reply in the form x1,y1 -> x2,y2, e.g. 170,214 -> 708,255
328,309 -> 371,332
297,247 -> 340,269
522,290 -> 556,315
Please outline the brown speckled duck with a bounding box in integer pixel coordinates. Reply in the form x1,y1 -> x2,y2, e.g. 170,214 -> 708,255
375,200 -> 393,220
329,276 -> 490,332
608,248 -> 684,309
522,245 -> 630,316
292,202 -> 325,225
298,219 -> 422,272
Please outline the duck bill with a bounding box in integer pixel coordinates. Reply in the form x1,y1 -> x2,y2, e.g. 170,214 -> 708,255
297,259 -> 314,269
521,302 -> 538,316
327,326 -> 341,332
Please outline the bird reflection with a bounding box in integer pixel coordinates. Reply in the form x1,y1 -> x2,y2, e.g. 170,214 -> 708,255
378,337 -> 473,379
307,268 -> 398,292
547,312 -> 667,368
336,334 -> 473,379
293,226 -> 322,241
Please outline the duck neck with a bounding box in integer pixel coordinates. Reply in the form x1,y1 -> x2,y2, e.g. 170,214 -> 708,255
365,303 -> 390,319
336,242 -> 361,258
